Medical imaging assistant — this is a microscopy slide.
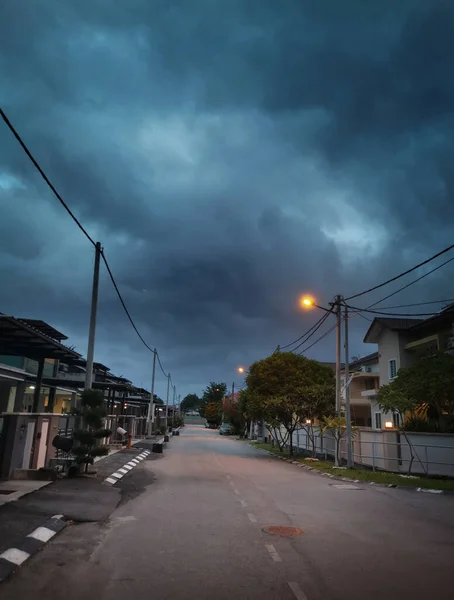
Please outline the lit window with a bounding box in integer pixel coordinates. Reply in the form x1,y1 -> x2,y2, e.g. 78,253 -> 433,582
388,359 -> 397,380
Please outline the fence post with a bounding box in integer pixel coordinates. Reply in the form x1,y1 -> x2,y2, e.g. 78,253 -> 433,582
372,441 -> 376,471
297,431 -> 300,451
425,446 -> 429,475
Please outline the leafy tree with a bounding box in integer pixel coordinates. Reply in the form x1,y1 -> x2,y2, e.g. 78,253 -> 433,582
319,416 -> 356,465
246,352 -> 335,454
378,352 -> 454,432
199,382 -> 227,417
204,401 -> 222,426
223,393 -> 247,435
72,389 -> 112,472
180,393 -> 201,413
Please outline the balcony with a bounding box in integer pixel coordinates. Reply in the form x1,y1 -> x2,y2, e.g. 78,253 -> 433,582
361,389 -> 379,397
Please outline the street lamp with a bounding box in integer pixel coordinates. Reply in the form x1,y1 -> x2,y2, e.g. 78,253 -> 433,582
300,293 -> 353,468
237,367 -> 245,374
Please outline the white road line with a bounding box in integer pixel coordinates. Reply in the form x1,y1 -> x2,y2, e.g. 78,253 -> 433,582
118,468 -> 129,474
136,456 -> 144,461
265,544 -> 282,563
240,500 -> 247,508
229,481 -> 235,486
111,472 -> 124,479
0,548 -> 30,566
105,477 -> 117,484
288,582 -> 308,600
233,488 -> 240,495
123,465 -> 133,470
247,513 -> 257,523
27,526 -> 56,543
226,474 -> 231,479
130,460 -> 139,465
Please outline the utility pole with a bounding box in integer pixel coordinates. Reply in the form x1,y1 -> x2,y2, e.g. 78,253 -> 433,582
84,242 -> 102,390
146,349 -> 157,437
334,294 -> 342,466
172,384 -> 176,426
165,374 -> 171,430
344,303 -> 353,468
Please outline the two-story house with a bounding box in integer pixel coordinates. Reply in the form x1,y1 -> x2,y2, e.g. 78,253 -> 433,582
341,352 -> 379,428
363,304 -> 454,426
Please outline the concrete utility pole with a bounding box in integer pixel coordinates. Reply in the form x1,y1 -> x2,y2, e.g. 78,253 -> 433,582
165,373 -> 171,429
146,349 -> 157,437
344,303 -> 353,468
334,294 -> 342,467
172,384 -> 176,425
84,242 -> 102,390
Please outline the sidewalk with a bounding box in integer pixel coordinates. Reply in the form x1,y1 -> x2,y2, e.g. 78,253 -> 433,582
0,441 -> 162,561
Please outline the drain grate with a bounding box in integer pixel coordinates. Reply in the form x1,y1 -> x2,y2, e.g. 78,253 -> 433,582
0,490 -> 16,495
331,484 -> 361,490
262,526 -> 303,538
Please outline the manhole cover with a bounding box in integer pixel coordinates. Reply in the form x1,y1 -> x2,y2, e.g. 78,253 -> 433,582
262,526 -> 303,538
0,490 -> 15,495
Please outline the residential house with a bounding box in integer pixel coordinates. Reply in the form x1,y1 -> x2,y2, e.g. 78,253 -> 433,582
363,303 -> 454,426
341,352 -> 379,428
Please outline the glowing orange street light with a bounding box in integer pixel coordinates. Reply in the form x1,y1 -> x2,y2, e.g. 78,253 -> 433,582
300,297 -> 314,308
237,367 -> 245,374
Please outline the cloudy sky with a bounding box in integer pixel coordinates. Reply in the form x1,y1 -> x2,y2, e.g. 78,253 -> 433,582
1,0 -> 454,399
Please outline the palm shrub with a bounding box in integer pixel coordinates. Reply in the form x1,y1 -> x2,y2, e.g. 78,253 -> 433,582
72,389 -> 112,470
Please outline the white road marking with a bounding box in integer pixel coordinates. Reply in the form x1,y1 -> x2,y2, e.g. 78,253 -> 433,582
111,472 -> 124,479
265,544 -> 282,563
234,488 -> 240,495
247,513 -> 257,523
129,460 -> 139,465
240,500 -> 247,508
136,456 -> 144,461
229,481 -> 235,486
105,477 -> 117,484
27,526 -> 56,543
332,484 -> 360,490
0,548 -> 30,566
288,582 -> 308,600
226,475 -> 231,479
118,468 -> 129,474
123,465 -> 133,470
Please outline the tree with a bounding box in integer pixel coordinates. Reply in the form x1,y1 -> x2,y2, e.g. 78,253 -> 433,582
180,393 -> 201,413
199,382 -> 227,417
319,416 -> 354,465
246,352 -> 335,454
378,352 -> 454,432
72,389 -> 112,472
204,402 -> 222,426
223,393 -> 246,435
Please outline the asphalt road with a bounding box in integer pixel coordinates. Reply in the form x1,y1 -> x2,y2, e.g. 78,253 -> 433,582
3,425 -> 454,599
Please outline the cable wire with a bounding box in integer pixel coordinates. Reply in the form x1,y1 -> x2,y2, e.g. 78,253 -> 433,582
346,304 -> 439,317
0,108 -> 96,247
291,312 -> 331,353
370,298 -> 454,310
344,243 -> 454,301
280,311 -> 332,351
101,249 -> 155,353
364,255 -> 454,310
297,320 -> 338,355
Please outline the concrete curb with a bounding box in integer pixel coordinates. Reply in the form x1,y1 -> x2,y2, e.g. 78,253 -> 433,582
257,448 -> 451,495
0,514 -> 67,583
103,449 -> 152,486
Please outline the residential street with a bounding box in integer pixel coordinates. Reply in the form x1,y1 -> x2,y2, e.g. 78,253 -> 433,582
3,425 -> 454,600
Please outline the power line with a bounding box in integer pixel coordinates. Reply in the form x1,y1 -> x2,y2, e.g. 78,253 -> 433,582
297,320 -> 338,355
365,256 -> 454,310
0,108 -> 96,247
280,312 -> 331,351
346,304 -> 439,317
101,250 -> 155,353
156,352 -> 169,378
370,298 -> 454,310
291,312 -> 331,353
345,243 -> 454,302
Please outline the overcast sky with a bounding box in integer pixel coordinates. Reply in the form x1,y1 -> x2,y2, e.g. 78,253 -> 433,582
1,1 -> 454,399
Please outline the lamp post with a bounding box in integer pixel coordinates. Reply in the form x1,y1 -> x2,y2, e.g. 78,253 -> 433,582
300,295 -> 353,468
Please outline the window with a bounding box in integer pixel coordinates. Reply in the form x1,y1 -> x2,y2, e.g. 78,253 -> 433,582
388,359 -> 397,380
375,413 -> 382,429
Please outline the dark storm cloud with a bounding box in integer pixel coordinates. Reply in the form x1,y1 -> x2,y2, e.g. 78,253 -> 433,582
1,0 -> 453,394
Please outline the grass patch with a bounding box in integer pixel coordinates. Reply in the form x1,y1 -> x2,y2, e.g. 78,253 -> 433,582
252,442 -> 454,491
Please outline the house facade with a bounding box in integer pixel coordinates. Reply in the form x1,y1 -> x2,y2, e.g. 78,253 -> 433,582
341,352 -> 379,428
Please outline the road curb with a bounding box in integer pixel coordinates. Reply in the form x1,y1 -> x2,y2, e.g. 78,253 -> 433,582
103,449 -> 152,485
257,447 -> 451,495
0,514 -> 67,583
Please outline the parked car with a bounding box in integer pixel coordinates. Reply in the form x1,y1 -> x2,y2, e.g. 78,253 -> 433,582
219,423 -> 234,435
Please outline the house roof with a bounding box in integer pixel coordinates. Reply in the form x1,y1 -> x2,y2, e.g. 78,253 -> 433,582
348,351 -> 379,370
363,317 -> 423,344
0,316 -> 81,364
